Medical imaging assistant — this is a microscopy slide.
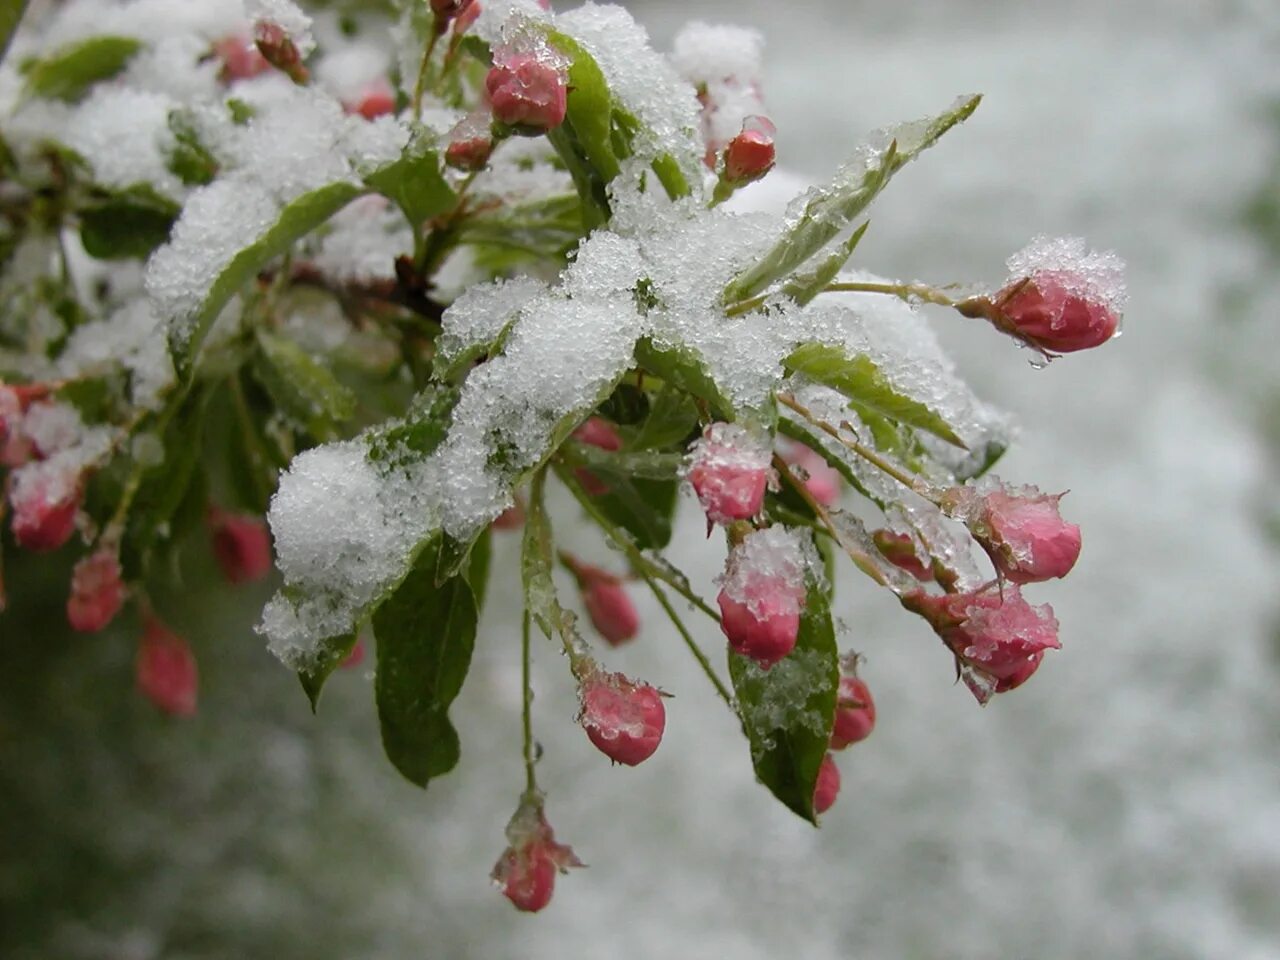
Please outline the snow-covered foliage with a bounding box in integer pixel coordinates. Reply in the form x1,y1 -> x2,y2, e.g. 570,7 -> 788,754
0,0 -> 1127,913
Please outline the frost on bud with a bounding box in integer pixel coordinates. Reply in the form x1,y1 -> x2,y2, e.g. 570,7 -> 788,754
208,508 -> 273,585
571,416 -> 622,496
964,236 -> 1126,355
903,585 -> 1061,703
485,41 -> 569,135
67,550 -> 126,633
564,558 -> 639,647
721,115 -> 776,185
579,671 -> 665,766
445,111 -> 494,172
871,529 -> 934,582
716,527 -> 808,669
686,422 -> 771,527
780,440 -> 841,506
813,753 -> 840,815
136,616 -> 199,717
492,796 -> 582,912
830,671 -> 875,750
346,80 -> 396,120
213,33 -> 271,82
254,21 -> 310,85
943,482 -> 1081,584
9,466 -> 81,552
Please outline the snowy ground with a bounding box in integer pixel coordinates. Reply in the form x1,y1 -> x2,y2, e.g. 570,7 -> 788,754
4,1 -> 1280,958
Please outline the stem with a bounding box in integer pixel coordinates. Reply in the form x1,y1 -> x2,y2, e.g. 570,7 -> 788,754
411,27 -> 441,121
776,392 -> 933,499
723,280 -> 960,318
521,609 -> 537,794
772,452 -> 890,589
643,574 -> 734,708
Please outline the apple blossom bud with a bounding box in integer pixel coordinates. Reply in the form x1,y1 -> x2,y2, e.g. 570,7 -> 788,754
431,0 -> 472,19
722,115 -> 776,185
492,499 -> 525,531
486,53 -> 568,134
579,671 -> 665,765
717,583 -> 800,668
445,111 -> 494,171
830,674 -> 875,750
254,21 -> 309,85
871,529 -> 934,582
492,797 -> 581,912
453,0 -> 481,35
10,472 -> 80,552
208,509 -> 273,585
943,484 -> 1081,584
993,273 -> 1119,353
67,549 -> 126,633
687,422 -> 771,526
346,80 -> 396,120
572,416 -> 622,496
813,753 -> 840,815
781,441 -> 841,506
579,571 -> 639,647
136,616 -> 198,716
341,638 -> 366,669
213,33 -> 271,82
903,585 -> 1060,702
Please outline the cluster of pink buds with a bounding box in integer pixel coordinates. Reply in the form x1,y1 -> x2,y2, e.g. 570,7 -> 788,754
253,21 -> 309,85
562,554 -> 639,647
571,416 -> 622,496
578,670 -> 666,766
941,481 -> 1082,585
716,527 -> 809,669
903,584 -> 1060,703
67,549 -> 126,633
136,615 -> 199,716
686,421 -> 772,529
485,43 -> 568,135
445,111 -> 495,172
207,508 -> 273,585
492,796 -> 581,913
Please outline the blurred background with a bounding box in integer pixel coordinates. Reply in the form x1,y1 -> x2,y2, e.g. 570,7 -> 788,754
4,1 -> 1280,957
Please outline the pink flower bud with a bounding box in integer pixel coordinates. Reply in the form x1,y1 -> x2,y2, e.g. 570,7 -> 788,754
581,574 -> 639,647
346,80 -> 396,120
903,585 -> 1060,702
994,273 -> 1118,354
136,616 -> 198,717
445,135 -> 493,171
453,1 -> 481,35
10,471 -> 80,552
943,484 -> 1081,584
871,529 -> 934,582
254,21 -> 309,84
492,799 -> 581,912
579,671 -> 665,766
572,416 -> 622,497
208,509 -> 273,585
813,753 -> 840,815
781,441 -> 841,506
722,115 -> 776,184
491,499 -> 525,531
687,422 -> 771,526
341,638 -> 366,669
830,674 -> 875,750
717,527 -> 808,669
213,33 -> 271,82
431,0 -> 473,18
67,550 -> 126,633
486,53 -> 568,133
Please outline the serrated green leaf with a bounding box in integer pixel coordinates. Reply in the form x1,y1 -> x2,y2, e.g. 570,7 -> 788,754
374,538 -> 478,788
0,1 -> 30,67
781,221 -> 869,307
253,328 -> 357,438
364,128 -> 456,229
633,382 -> 699,451
634,337 -> 733,421
78,184 -> 179,260
724,95 -> 980,305
783,343 -> 966,448
729,565 -> 839,824
167,181 -> 364,381
22,35 -> 142,101
297,631 -> 358,712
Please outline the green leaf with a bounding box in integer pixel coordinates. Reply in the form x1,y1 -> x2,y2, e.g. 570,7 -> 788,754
367,382 -> 459,463
125,387 -> 210,554
633,382 -> 699,451
374,538 -> 478,788
783,343 -> 966,448
589,476 -> 677,551
545,30 -> 620,183
0,0 -> 30,67
465,526 -> 492,613
781,221 -> 869,307
22,35 -> 142,101
634,337 -> 734,421
167,181 -> 364,381
297,631 -> 358,712
364,128 -> 456,229
78,184 -> 179,260
166,110 -> 219,186
253,328 -> 357,439
723,95 -> 981,305
728,564 -> 839,824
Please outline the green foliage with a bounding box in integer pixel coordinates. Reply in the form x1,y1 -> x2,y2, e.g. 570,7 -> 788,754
253,329 -> 358,440
364,129 -> 456,233
728,566 -> 839,824
374,538 -> 479,788
21,35 -> 142,101
0,0 -> 29,67
78,184 -> 179,260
